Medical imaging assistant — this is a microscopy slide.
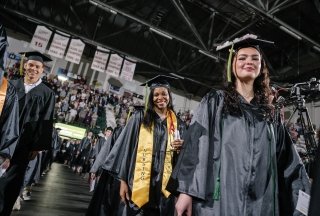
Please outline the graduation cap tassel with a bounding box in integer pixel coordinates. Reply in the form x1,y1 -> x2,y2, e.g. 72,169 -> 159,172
144,85 -> 149,113
226,44 -> 234,83
213,177 -> 220,200
126,109 -> 132,124
19,53 -> 25,76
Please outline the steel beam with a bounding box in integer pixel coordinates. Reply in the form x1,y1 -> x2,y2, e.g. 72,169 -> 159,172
89,0 -> 218,56
150,31 -> 176,72
0,7 -> 173,73
239,0 -> 320,48
171,0 -> 207,50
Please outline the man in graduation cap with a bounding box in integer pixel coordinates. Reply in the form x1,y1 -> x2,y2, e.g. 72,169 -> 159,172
169,34 -> 310,216
0,50 -> 55,215
0,23 -> 20,212
102,75 -> 185,215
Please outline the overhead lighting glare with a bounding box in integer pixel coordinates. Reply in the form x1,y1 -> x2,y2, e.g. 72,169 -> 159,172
313,46 -> 320,53
89,0 -> 117,15
149,28 -> 173,40
88,0 -> 98,6
279,26 -> 302,40
198,50 -> 218,60
109,9 -> 117,15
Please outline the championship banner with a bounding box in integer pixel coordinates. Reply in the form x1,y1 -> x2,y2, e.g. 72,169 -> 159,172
65,39 -> 85,64
106,54 -> 123,77
91,46 -> 109,73
29,25 -> 52,53
48,31 -> 70,59
120,58 -> 136,81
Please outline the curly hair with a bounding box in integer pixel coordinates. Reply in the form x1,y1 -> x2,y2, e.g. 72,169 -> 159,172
222,47 -> 272,117
142,87 -> 175,131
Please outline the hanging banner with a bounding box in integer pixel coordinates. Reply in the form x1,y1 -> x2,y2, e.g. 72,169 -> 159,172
65,39 -> 85,64
120,59 -> 136,81
106,54 -> 123,77
91,46 -> 109,73
48,31 -> 70,59
29,25 -> 52,52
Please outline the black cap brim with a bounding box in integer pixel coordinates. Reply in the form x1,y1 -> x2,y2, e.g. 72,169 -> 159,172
20,51 -> 52,63
140,75 -> 178,88
216,34 -> 274,52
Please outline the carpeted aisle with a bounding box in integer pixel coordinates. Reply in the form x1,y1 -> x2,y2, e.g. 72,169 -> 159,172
11,163 -> 92,216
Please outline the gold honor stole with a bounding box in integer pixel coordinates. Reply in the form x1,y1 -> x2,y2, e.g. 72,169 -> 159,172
0,78 -> 8,116
131,110 -> 177,208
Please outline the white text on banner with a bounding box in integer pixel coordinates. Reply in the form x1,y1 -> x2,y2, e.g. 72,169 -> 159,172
65,39 -> 85,64
29,25 -> 52,53
120,59 -> 136,81
48,31 -> 70,59
106,54 -> 123,77
91,46 -> 109,73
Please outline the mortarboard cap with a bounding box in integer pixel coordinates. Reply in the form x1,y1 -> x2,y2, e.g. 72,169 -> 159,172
140,75 -> 178,89
216,34 -> 274,82
20,51 -> 52,63
216,34 -> 274,52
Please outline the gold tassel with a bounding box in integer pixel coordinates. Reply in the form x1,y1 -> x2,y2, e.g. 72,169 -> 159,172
227,44 -> 234,83
144,85 -> 149,112
19,53 -> 25,76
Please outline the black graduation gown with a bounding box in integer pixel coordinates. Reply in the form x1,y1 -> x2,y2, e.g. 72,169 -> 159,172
86,125 -> 124,216
0,81 -> 19,159
104,110 -> 180,216
0,78 -> 55,215
167,90 -> 310,216
308,142 -> 320,216
12,78 -> 55,151
0,81 -> 19,212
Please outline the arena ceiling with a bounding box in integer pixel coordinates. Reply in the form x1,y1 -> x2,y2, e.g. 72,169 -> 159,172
1,0 -> 320,100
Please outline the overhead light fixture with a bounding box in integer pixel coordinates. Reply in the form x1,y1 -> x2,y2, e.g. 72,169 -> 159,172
149,28 -> 173,40
109,9 -> 117,15
198,50 -> 218,60
313,46 -> 320,52
169,73 -> 185,79
279,26 -> 302,40
88,0 -> 97,6
89,0 -> 117,15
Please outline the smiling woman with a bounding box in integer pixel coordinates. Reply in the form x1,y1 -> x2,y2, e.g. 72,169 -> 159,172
169,34 -> 311,216
100,75 -> 186,216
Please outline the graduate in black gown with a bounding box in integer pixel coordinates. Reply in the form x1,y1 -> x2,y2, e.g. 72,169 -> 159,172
86,123 -> 124,216
104,75 -> 185,216
0,23 -> 20,212
0,23 -> 19,164
308,134 -> 320,216
0,51 -> 55,215
168,34 -> 310,216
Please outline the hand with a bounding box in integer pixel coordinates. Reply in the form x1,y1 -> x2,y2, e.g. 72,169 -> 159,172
28,151 -> 39,160
176,193 -> 192,216
1,158 -> 10,170
171,139 -> 184,151
119,180 -> 130,205
90,173 -> 96,179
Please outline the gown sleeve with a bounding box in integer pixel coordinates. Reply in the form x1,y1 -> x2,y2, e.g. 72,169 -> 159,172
167,90 -> 224,200
0,82 -> 19,158
90,138 -> 111,173
276,122 -> 311,216
103,110 -> 143,181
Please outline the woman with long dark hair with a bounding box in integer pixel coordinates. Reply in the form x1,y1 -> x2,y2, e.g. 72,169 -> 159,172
104,75 -> 184,216
169,34 -> 310,216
